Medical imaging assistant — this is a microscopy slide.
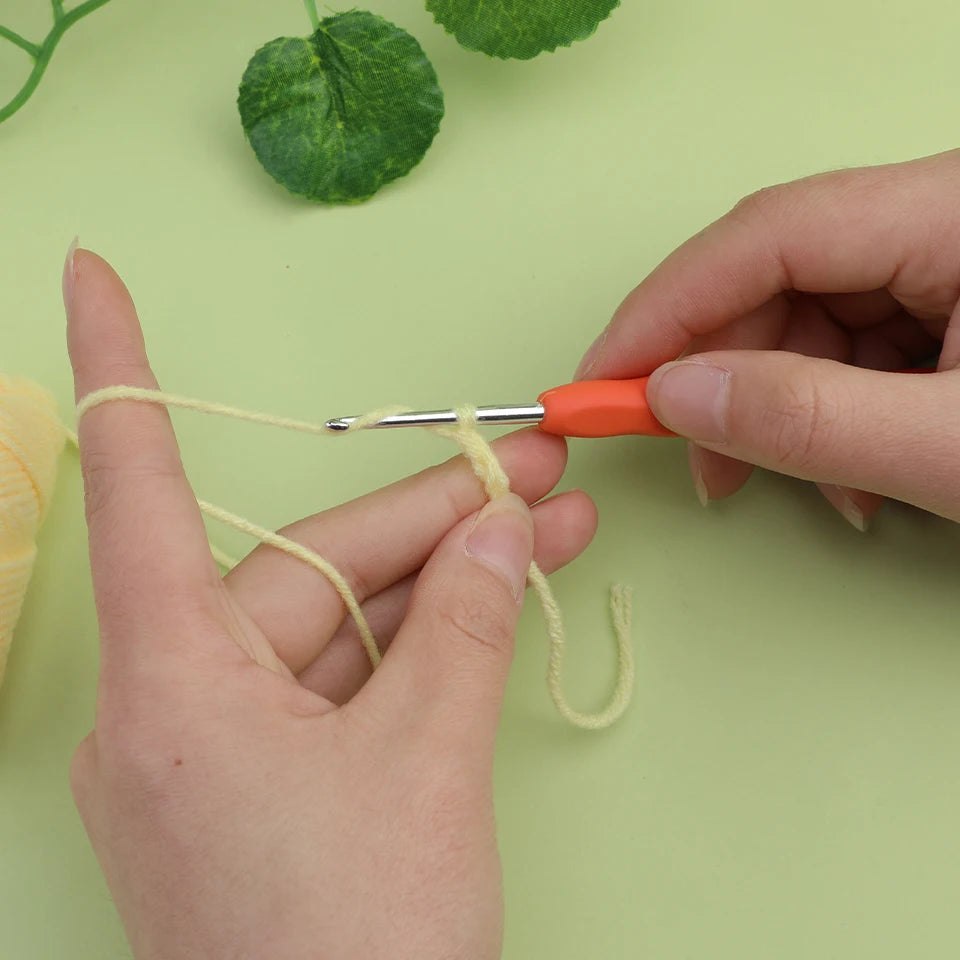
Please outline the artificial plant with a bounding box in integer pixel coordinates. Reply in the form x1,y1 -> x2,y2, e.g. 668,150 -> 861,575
0,0 -> 112,125
238,0 -> 620,204
0,0 -> 620,206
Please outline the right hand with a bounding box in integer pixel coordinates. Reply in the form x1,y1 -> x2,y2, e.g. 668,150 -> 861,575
577,149 -> 960,527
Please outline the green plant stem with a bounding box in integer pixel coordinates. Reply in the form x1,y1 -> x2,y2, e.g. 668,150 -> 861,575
0,24 -> 39,57
0,0 -> 113,125
303,0 -> 321,31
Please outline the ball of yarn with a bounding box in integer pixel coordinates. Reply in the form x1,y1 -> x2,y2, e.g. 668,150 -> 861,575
0,376 -> 65,688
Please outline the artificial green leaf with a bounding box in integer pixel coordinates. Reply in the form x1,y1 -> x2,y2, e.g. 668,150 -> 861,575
425,0 -> 619,59
238,11 -> 444,204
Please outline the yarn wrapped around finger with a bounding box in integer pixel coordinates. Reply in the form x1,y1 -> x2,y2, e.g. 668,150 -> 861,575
74,386 -> 637,730
0,377 -> 636,730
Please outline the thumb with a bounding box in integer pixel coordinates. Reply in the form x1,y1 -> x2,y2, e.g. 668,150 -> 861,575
362,493 -> 534,748
646,351 -> 960,521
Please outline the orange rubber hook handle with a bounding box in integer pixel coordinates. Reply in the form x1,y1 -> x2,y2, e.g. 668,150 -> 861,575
538,378 -> 673,438
537,367 -> 937,440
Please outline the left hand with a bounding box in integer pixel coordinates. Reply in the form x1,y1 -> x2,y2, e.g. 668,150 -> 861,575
66,249 -> 597,959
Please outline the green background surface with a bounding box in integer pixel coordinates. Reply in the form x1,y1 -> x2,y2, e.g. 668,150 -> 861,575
3,1 -> 960,956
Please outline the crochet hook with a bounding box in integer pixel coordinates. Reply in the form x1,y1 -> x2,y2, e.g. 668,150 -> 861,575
325,366 -> 938,440
325,378 -> 674,438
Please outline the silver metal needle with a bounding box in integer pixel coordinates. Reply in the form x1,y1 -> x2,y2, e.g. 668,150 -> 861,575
325,403 -> 546,432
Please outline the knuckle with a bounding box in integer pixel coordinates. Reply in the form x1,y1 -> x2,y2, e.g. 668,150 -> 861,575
727,186 -> 791,285
336,555 -> 377,608
436,584 -> 515,658
72,357 -> 146,393
82,451 -> 183,529
80,448 -> 122,529
730,184 -> 787,229
759,371 -> 840,472
288,530 -> 378,606
439,474 -> 483,527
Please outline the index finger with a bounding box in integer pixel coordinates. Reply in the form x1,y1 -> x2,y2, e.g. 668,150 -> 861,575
579,150 -> 960,379
66,248 -> 220,658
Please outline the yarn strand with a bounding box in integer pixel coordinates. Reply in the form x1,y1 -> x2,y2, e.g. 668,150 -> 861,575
75,386 -> 636,729
194,498 -> 381,667
434,406 -> 635,728
76,385 -> 412,438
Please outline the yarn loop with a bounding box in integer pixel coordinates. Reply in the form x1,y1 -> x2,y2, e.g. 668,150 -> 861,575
78,386 -> 637,729
2,378 -> 636,729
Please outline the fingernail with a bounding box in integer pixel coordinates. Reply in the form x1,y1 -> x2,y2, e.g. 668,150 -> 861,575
823,484 -> 870,532
687,443 -> 710,507
574,329 -> 608,380
647,360 -> 731,443
465,493 -> 534,600
842,498 -> 868,532
62,236 -> 79,315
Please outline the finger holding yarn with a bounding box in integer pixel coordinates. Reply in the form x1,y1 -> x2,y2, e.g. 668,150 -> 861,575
77,387 -> 638,729
0,366 -> 637,726
0,376 -> 67,688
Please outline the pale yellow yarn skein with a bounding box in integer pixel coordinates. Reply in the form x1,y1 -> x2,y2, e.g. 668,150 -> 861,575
0,376 -> 67,687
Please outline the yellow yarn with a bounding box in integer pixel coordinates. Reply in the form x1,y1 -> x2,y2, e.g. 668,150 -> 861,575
433,406 -> 635,728
0,379 -> 634,728
194,497 -> 382,669
0,376 -> 68,687
75,387 -> 635,729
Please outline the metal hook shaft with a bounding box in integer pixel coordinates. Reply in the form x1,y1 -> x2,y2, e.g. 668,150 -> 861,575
325,403 -> 545,432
